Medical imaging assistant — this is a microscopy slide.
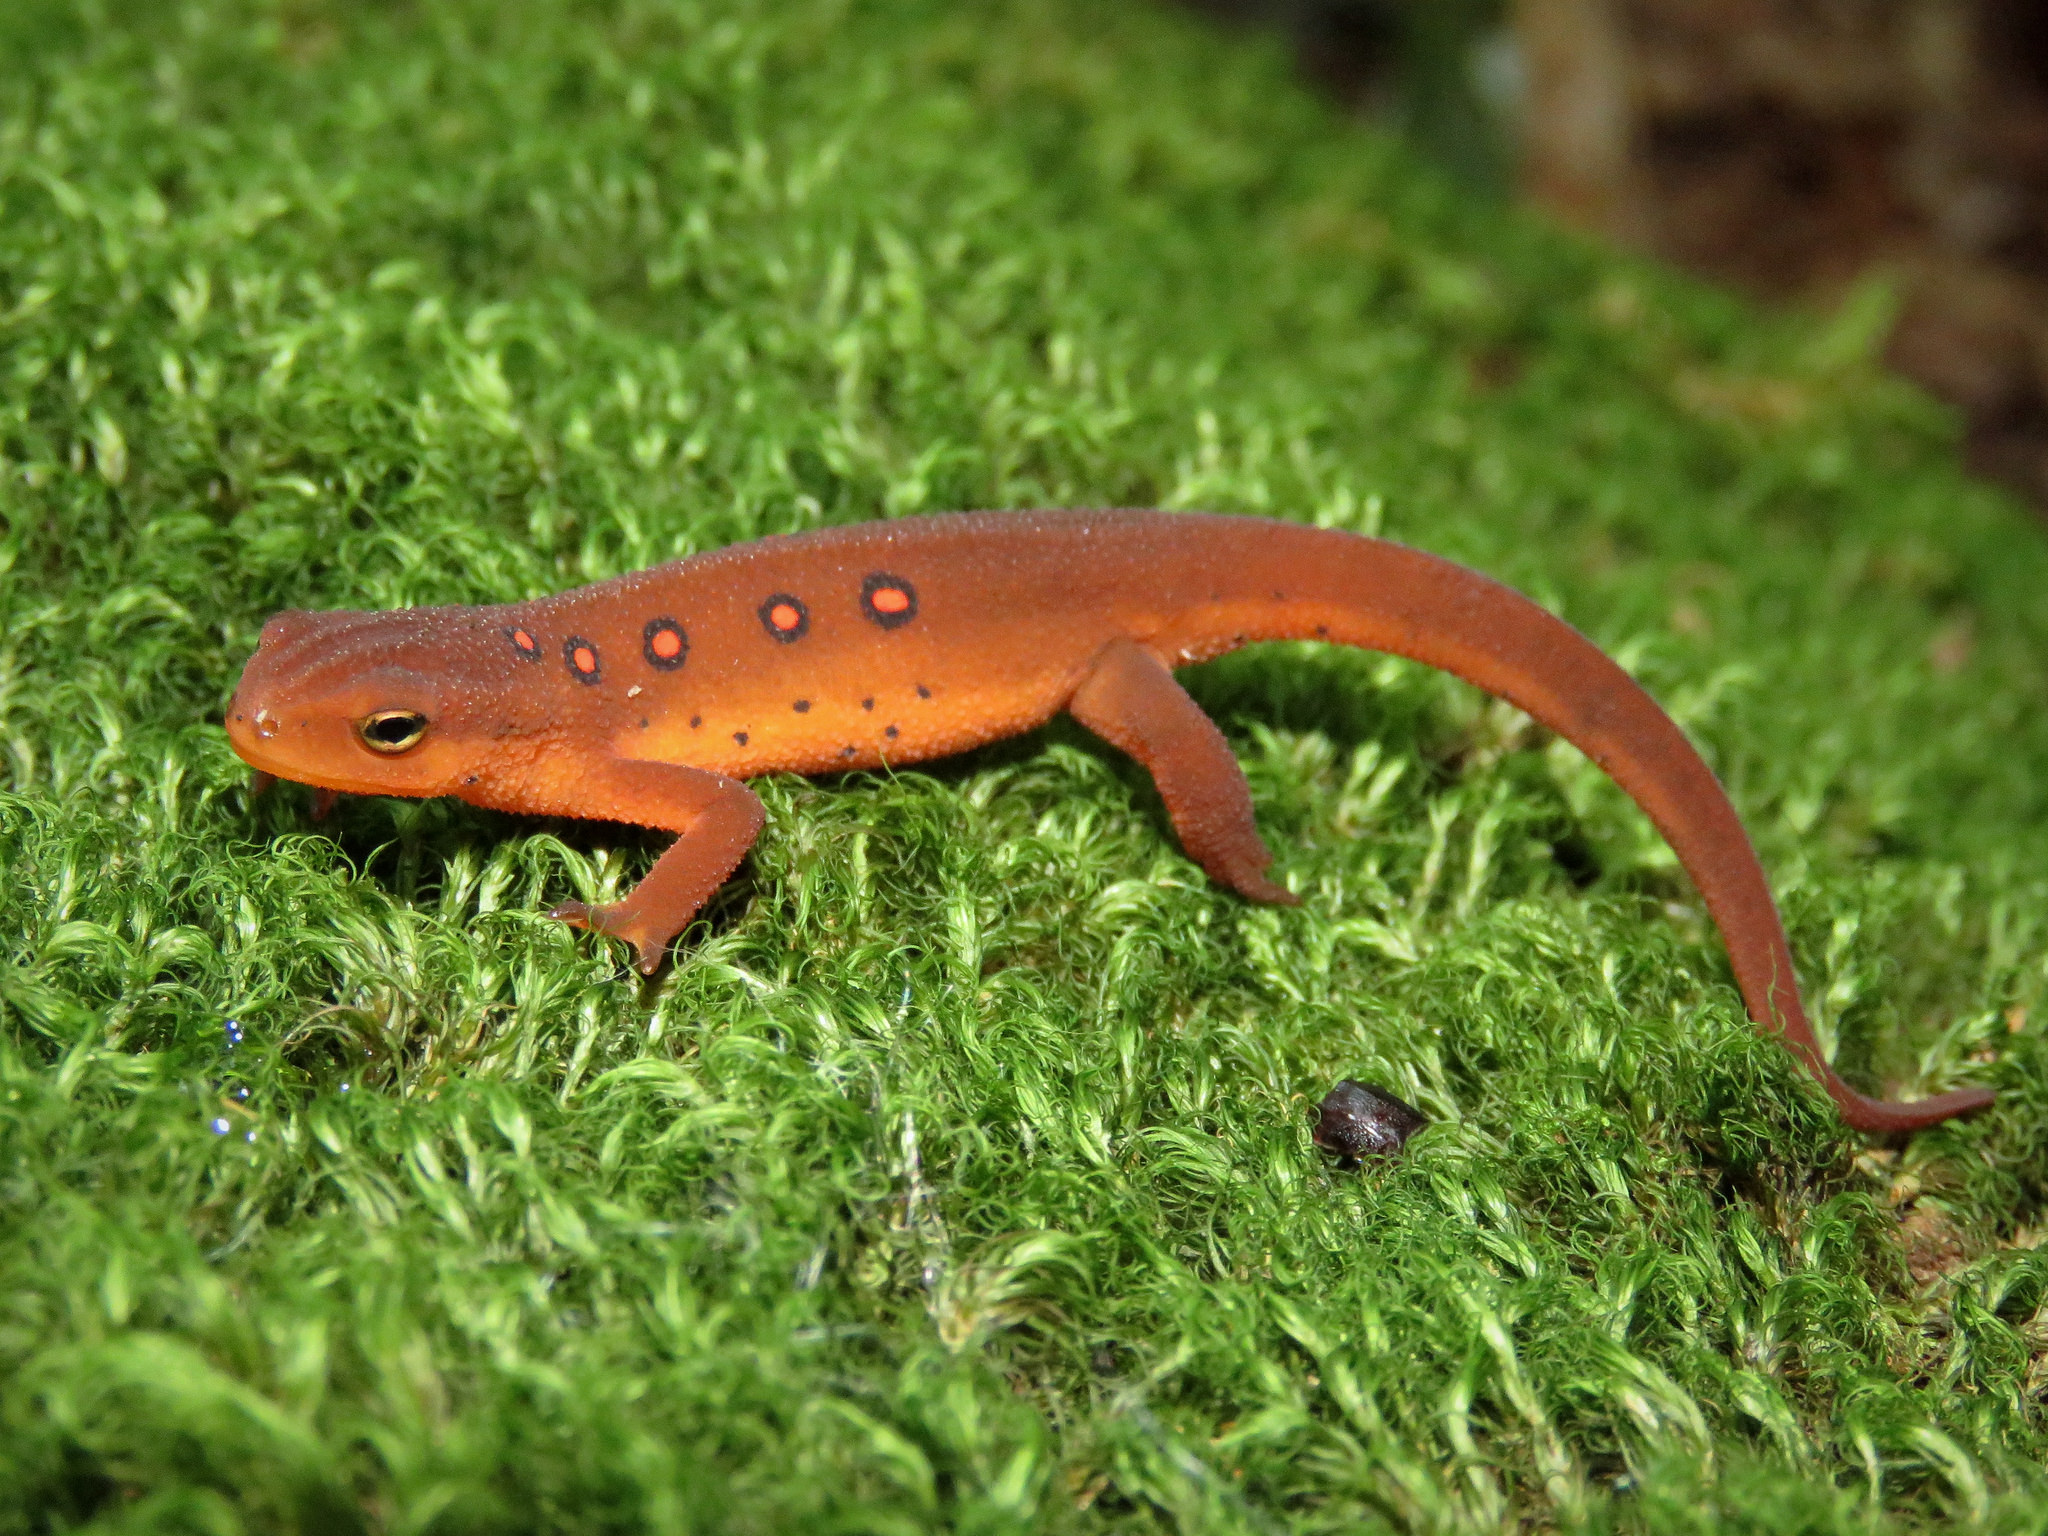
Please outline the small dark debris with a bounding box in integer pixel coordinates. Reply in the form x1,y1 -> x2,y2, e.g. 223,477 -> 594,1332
1312,1079 -> 1426,1163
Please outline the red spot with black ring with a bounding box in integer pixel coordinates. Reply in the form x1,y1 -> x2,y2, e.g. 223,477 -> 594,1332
759,594 -> 809,643
643,617 -> 688,670
564,636 -> 602,683
860,572 -> 918,630
507,626 -> 542,661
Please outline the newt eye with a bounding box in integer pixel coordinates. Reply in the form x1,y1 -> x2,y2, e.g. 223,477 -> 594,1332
358,709 -> 429,754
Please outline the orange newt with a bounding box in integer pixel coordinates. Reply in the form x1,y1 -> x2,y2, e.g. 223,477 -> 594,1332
226,509 -> 1993,1134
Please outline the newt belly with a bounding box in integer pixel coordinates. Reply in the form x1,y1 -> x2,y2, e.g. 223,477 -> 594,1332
225,508 -> 1995,1135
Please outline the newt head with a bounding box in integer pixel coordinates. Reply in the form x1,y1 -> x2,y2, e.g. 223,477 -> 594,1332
226,607 -> 508,799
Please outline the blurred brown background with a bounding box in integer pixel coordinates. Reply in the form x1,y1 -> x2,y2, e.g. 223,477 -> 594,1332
1187,0 -> 2048,508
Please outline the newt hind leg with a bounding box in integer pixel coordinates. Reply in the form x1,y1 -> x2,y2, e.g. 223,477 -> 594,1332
1068,638 -> 1298,906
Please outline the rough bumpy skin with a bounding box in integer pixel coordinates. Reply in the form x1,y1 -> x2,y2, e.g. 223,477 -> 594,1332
225,509 -> 1995,1134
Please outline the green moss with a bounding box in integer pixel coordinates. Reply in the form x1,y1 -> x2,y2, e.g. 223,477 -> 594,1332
3,1 -> 2047,1529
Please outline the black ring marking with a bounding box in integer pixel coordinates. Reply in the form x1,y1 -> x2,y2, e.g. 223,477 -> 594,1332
563,636 -> 602,684
506,626 -> 544,662
642,616 -> 689,671
860,572 -> 918,630
759,594 -> 809,643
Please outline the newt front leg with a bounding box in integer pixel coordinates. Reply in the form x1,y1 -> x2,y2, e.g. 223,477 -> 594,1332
487,759 -> 765,973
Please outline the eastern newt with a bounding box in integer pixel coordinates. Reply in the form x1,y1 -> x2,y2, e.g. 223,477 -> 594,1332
226,509 -> 1994,1134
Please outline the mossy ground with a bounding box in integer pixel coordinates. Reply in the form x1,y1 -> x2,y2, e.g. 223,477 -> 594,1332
4,2 -> 2048,1530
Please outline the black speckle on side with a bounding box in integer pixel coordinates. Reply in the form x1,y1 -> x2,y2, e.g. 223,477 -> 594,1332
884,724 -> 899,739
640,718 -> 650,730
1272,590 -> 1285,601
916,683 -> 931,699
840,746 -> 855,758
690,715 -> 702,729
733,731 -> 749,746
1312,1080 -> 1426,1165
1315,624 -> 1329,637
792,699 -> 810,713
861,697 -> 874,711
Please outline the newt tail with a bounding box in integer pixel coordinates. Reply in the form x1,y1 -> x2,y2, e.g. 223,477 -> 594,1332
1144,520 -> 1995,1135
225,509 -> 1995,1134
